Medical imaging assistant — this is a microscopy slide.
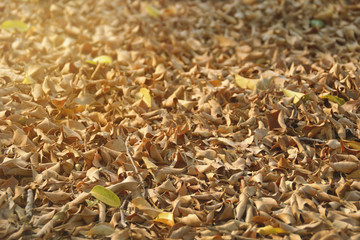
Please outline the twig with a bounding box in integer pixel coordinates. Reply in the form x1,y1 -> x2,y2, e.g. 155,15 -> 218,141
298,137 -> 327,143
90,63 -> 102,79
125,135 -> 146,197
98,202 -> 106,223
69,192 -> 91,207
119,193 -> 130,228
25,189 -> 33,218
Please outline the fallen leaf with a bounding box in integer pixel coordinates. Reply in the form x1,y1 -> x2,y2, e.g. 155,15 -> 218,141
145,3 -> 161,18
86,55 -> 113,65
257,225 -> 287,235
90,185 -> 121,207
320,94 -> 345,105
235,74 -> 259,90
140,88 -> 152,107
154,212 -> 175,227
282,89 -> 306,104
1,20 -> 28,32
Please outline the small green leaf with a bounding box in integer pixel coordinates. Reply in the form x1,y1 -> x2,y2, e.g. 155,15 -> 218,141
282,89 -> 306,104
86,55 -> 113,65
320,94 -> 345,105
90,185 -> 121,207
1,20 -> 28,32
85,198 -> 99,208
311,19 -> 324,28
145,4 -> 160,18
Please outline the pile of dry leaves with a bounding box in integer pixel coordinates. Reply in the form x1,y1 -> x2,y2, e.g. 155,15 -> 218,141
1,0 -> 360,239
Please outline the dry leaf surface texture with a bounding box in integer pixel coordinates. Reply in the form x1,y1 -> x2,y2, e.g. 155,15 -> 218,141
1,0 -> 360,239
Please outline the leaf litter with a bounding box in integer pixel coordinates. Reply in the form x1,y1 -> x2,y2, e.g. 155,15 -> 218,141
0,0 -> 360,239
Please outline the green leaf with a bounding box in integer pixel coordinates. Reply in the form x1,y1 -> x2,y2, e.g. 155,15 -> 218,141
282,89 -> 306,104
145,4 -> 160,18
86,55 -> 113,65
1,20 -> 28,32
320,94 -> 345,105
310,19 -> 324,28
90,185 -> 121,207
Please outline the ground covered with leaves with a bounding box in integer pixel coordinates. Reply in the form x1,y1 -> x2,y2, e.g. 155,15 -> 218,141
1,0 -> 360,239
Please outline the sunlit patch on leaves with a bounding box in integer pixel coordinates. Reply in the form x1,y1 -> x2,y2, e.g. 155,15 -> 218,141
1,20 -> 28,32
86,55 -> 113,65
90,185 -> 121,207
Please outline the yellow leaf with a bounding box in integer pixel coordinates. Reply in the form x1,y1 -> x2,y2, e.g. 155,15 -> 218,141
145,4 -> 160,18
140,88 -> 152,107
90,185 -> 121,207
154,212 -> 175,227
235,74 -> 259,90
282,89 -> 305,104
86,55 -> 113,65
22,75 -> 36,84
1,20 -> 28,32
257,225 -> 287,235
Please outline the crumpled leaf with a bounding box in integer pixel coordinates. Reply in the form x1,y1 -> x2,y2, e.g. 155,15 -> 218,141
90,185 -> 121,207
87,223 -> 114,237
132,197 -> 161,218
154,212 -> 175,227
